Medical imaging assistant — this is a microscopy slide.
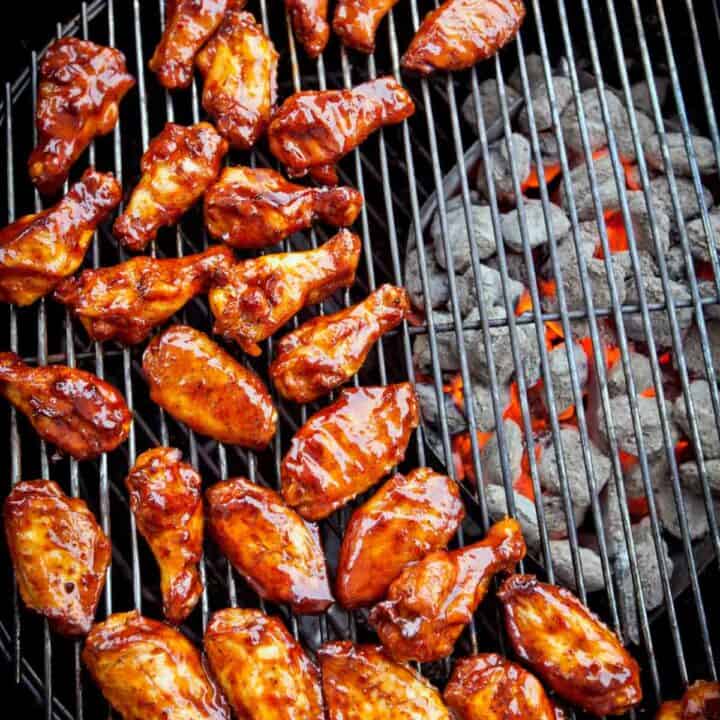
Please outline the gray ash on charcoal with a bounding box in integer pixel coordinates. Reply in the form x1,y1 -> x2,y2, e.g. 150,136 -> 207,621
476,133 -> 531,206
687,209 -> 720,264
643,132 -> 717,177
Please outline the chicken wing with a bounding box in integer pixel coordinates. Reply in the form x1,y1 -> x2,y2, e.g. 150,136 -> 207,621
195,4 -> 278,150
54,245 -> 233,345
270,284 -> 410,403
319,642 -> 452,720
208,229 -> 361,355
113,122 -> 228,252
498,573 -> 642,717
369,517 -> 526,662
0,169 -> 121,306
267,77 -> 415,184
4,480 -> 110,636
125,447 -> 203,624
28,39 -> 134,196
657,681 -> 720,720
206,477 -> 333,613
402,0 -> 526,75
0,353 -> 131,460
444,653 -> 559,720
333,0 -> 400,53
149,0 -> 229,89
204,166 -> 363,249
285,0 -> 329,58
82,611 -> 230,720
205,608 -> 324,720
656,702 -> 683,720
281,382 -> 419,520
142,324 -> 276,448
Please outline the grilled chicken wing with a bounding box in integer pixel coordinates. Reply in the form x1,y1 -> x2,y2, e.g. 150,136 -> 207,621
209,229 -> 361,355
285,0 -> 329,58
0,169 -> 121,306
205,608 -> 324,720
444,653 -> 559,720
319,642 -> 452,719
657,702 -> 683,720
4,480 -> 110,636
125,448 -> 203,624
683,682 -> 720,720
206,477 -> 333,613
195,4 -> 278,149
498,574 -> 642,717
0,353 -> 131,460
142,325 -> 276,448
402,0 -> 526,75
204,166 -> 363,249
281,382 -> 419,520
267,77 -> 415,184
369,518 -> 526,662
270,284 -> 410,403
333,0 -> 400,53
54,245 -> 233,345
82,611 -> 230,720
336,467 -> 464,608
28,39 -> 134,196
149,0 -> 229,89
114,122 -> 228,252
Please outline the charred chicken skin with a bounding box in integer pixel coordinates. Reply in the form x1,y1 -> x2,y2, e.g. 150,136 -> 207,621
113,122 -> 228,252
498,573 -> 642,717
204,166 -> 363,249
319,642 -> 452,720
0,169 -> 121,306
149,0 -> 229,89
0,353 -> 131,460
205,608 -> 324,720
28,38 -> 134,196
206,477 -> 333,613
4,480 -> 110,636
369,517 -> 527,663
209,229 -> 361,355
125,447 -> 203,625
195,3 -> 278,150
281,382 -> 419,520
285,0 -> 329,58
656,682 -> 720,720
142,324 -> 277,448
336,466 -> 464,608
54,245 -> 233,345
267,77 -> 415,184
82,611 -> 230,720
270,284 -> 410,403
444,653 -> 560,720
333,0 -> 400,53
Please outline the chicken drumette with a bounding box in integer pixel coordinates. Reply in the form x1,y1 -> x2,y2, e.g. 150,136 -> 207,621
205,609 -> 324,720
206,477 -> 333,613
657,681 -> 720,720
149,0 -> 229,89
369,518 -> 526,662
4,480 -> 110,636
114,122 -> 228,252
28,38 -> 134,196
204,166 -> 363,249
285,0 -> 329,58
0,169 -> 121,306
196,3 -> 278,150
209,229 -> 361,355
142,325 -> 276,448
54,245 -> 233,345
82,611 -> 230,720
281,382 -> 419,520
267,77 -> 415,184
498,574 -> 642,717
333,0 -> 400,53
125,447 -> 203,625
0,353 -> 131,460
270,284 -> 410,403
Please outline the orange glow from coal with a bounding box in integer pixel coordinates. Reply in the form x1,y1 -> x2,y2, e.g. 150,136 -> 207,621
558,404 -> 576,421
513,472 -> 535,502
594,210 -> 629,259
452,431 -> 494,484
521,162 -> 563,193
539,277 -> 557,298
605,345 -> 621,370
515,289 -> 533,316
444,373 -> 465,413
545,321 -> 565,344
503,383 -> 523,426
696,260 -> 716,282
628,496 -> 650,520
619,449 -> 639,473
640,386 -> 657,398
624,163 -> 641,191
659,351 -> 672,366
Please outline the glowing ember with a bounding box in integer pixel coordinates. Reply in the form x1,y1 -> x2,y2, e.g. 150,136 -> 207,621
628,496 -> 650,520
659,351 -> 672,366
558,404 -> 576,421
539,277 -> 557,298
515,288 -> 533,316
594,210 -> 629,259
452,431 -> 494,483
521,162 -> 563,193
444,373 -> 465,412
619,449 -> 639,473
605,345 -> 621,369
640,387 -> 657,398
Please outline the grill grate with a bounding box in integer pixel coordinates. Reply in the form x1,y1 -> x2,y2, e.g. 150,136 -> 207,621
1,0 -> 720,717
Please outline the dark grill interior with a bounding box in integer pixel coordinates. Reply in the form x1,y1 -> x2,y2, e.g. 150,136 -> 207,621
1,0 -> 720,717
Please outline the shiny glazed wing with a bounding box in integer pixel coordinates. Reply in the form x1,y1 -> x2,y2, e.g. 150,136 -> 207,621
4,480 -> 110,636
285,0 -> 329,58
142,324 -> 276,448
206,477 -> 333,613
0,169 -> 121,306
683,681 -> 720,720
333,0 -> 400,53
498,573 -> 642,717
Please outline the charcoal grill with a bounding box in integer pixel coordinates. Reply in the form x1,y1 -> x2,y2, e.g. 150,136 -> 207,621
2,0 -> 720,717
